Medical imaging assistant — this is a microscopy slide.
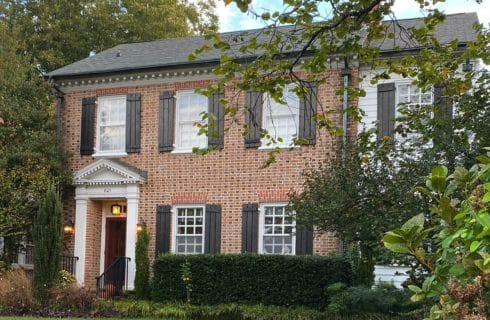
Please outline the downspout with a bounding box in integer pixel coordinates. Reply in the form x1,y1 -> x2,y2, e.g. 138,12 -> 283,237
341,57 -> 351,155
338,57 -> 351,255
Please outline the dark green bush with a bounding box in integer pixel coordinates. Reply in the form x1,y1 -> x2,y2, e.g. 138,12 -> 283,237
327,282 -> 424,316
151,254 -> 352,309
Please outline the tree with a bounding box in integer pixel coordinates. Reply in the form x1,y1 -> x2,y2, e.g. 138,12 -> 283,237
290,143 -> 427,286
134,227 -> 150,299
383,153 -> 490,319
0,21 -> 67,261
32,184 -> 63,300
0,0 -> 218,72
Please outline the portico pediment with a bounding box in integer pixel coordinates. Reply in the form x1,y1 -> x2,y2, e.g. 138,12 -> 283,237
74,159 -> 146,186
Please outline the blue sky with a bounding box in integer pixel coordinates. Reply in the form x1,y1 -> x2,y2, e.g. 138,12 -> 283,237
216,0 -> 490,32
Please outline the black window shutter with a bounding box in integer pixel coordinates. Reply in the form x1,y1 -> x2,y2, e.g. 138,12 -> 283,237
241,203 -> 259,253
126,93 -> 141,153
156,205 -> 171,256
377,83 -> 396,141
433,83 -> 453,146
244,91 -> 263,148
80,97 -> 96,155
295,225 -> 313,255
159,91 -> 175,152
299,82 -> 318,145
204,204 -> 221,254
208,92 -> 225,148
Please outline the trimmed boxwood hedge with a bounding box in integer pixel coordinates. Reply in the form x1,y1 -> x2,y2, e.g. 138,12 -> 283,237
151,254 -> 353,309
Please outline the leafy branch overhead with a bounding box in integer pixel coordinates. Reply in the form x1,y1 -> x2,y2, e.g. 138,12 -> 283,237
193,0 -> 488,158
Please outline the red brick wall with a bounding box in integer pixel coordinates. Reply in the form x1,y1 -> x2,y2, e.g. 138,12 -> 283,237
60,68 -> 357,268
84,199 -> 102,289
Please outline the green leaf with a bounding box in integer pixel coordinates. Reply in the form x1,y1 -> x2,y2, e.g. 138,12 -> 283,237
383,232 -> 410,254
470,240 -> 481,252
408,285 -> 422,293
449,263 -> 465,276
401,214 -> 425,233
476,212 -> 490,228
430,165 -> 448,193
483,191 -> 490,203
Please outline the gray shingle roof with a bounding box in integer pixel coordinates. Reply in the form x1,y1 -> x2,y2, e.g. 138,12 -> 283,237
49,12 -> 478,78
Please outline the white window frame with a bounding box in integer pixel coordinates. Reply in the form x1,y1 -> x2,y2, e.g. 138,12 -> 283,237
258,202 -> 296,255
260,85 -> 300,149
172,205 -> 206,255
174,90 -> 208,153
395,82 -> 434,145
94,95 -> 127,157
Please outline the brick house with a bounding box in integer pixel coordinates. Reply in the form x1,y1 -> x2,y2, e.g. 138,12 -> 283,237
47,13 -> 477,290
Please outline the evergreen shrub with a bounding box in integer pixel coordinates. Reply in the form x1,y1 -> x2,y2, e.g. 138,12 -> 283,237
151,254 -> 352,308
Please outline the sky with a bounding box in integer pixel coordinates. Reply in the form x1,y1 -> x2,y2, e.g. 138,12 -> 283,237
216,0 -> 490,32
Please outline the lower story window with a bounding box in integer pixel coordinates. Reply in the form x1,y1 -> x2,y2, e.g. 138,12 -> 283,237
260,204 -> 295,255
174,206 -> 204,254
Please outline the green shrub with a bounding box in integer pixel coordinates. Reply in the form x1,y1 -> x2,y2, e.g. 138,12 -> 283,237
104,299 -> 422,320
151,254 -> 352,309
135,227 -> 150,299
327,282 -> 423,316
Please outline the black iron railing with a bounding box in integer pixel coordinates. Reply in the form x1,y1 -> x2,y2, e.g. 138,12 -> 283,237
61,255 -> 79,275
96,257 -> 130,299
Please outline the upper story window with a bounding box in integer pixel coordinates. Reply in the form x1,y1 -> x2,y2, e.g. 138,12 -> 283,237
97,95 -> 126,154
259,204 -> 296,255
175,91 -> 208,152
262,85 -> 300,148
174,206 -> 205,254
395,83 -> 433,144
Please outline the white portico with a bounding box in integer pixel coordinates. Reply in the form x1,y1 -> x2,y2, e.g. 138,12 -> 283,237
73,159 -> 145,289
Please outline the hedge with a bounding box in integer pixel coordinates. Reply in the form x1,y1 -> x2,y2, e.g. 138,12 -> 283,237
151,254 -> 353,308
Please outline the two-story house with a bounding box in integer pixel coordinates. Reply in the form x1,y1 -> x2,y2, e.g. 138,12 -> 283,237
47,12 -> 478,291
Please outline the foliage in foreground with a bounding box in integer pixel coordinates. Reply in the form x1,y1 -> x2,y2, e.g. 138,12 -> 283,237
152,254 -> 352,308
384,152 -> 490,319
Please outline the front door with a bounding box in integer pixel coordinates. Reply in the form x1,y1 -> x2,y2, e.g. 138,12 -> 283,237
104,218 -> 126,270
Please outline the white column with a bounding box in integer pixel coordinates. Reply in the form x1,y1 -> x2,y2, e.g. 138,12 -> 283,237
125,185 -> 139,290
74,195 -> 88,287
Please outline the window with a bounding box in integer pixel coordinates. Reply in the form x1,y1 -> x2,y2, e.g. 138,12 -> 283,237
262,85 -> 300,148
174,206 -> 204,254
97,95 -> 126,154
396,83 -> 433,143
175,91 -> 208,152
259,204 -> 295,255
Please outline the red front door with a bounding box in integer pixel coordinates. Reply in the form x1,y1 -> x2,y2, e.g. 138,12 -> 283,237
104,218 -> 126,270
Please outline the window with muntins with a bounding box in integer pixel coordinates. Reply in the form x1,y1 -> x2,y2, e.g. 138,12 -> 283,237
396,83 -> 433,143
262,85 -> 300,148
175,91 -> 208,151
260,204 -> 295,255
174,206 -> 204,254
97,95 -> 126,153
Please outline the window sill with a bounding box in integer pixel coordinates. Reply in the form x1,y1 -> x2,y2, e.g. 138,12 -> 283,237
92,152 -> 128,158
258,145 -> 300,151
171,148 -> 206,154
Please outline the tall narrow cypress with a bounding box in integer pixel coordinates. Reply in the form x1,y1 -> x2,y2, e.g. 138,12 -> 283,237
135,227 -> 150,299
32,184 -> 62,300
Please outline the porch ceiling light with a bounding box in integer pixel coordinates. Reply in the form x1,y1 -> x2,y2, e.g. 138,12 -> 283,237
63,221 -> 75,235
111,204 -> 122,216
